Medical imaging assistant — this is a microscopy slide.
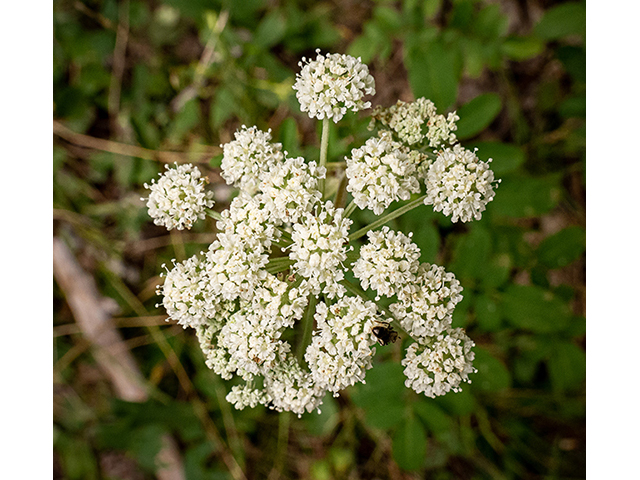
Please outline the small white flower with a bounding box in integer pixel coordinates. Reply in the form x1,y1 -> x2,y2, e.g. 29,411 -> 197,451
257,156 -> 325,225
424,144 -> 498,223
390,263 -> 463,339
143,163 -> 214,230
352,226 -> 421,299
305,296 -> 378,395
402,327 -> 476,398
293,50 -> 375,123
370,97 -> 459,148
221,125 -> 284,194
289,201 -> 352,299
346,132 -> 421,215
226,383 -> 269,410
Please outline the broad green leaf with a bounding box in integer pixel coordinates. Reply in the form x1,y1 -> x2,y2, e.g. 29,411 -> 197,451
537,226 -> 585,268
412,400 -> 452,434
490,173 -> 560,218
168,98 -> 200,144
130,424 -> 167,472
471,4 -> 509,40
455,93 -> 502,140
56,433 -> 99,480
534,2 -> 586,40
471,346 -> 511,392
392,416 -> 427,471
278,117 -> 302,157
547,340 -> 586,393
254,10 -> 286,48
451,225 -> 492,281
305,393 -> 339,436
501,36 -> 544,61
474,294 -> 502,331
556,45 -> 586,82
351,362 -> 406,430
433,385 -> 475,415
502,284 -> 571,333
473,141 -> 525,175
405,38 -> 459,111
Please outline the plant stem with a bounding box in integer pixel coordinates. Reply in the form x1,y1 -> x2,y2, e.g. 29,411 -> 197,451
297,294 -> 317,364
205,208 -> 224,221
343,199 -> 357,218
318,117 -> 330,198
347,194 -> 428,242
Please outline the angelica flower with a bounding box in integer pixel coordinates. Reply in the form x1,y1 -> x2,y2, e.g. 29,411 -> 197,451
345,132 -> 421,215
424,144 -> 497,223
143,163 -> 214,230
289,201 -> 352,299
370,97 -> 459,148
402,327 -> 476,398
221,125 -> 284,195
352,226 -> 421,300
305,296 -> 378,395
293,50 -> 375,123
390,263 -> 463,339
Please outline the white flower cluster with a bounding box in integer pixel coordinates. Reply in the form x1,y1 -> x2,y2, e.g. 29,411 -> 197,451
424,144 -> 497,223
345,132 -> 421,215
293,50 -> 375,123
352,226 -> 421,300
221,125 -> 284,195
290,201 -> 352,299
143,163 -> 214,230
401,328 -> 476,398
370,97 -> 459,148
305,296 -> 379,395
143,51 -> 494,414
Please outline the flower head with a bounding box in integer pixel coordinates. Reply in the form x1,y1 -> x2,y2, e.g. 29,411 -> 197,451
402,327 -> 476,398
390,263 -> 463,339
346,132 -> 421,215
143,163 -> 214,230
305,296 -> 378,395
352,226 -> 421,300
370,97 -> 459,148
289,201 -> 352,298
293,50 -> 375,123
221,125 -> 284,195
424,145 -> 497,223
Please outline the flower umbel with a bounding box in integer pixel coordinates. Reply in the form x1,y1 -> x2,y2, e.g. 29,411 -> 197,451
143,163 -> 214,230
142,50 -> 500,415
293,50 -> 375,123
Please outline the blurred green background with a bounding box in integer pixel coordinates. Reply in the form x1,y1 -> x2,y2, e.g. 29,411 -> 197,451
53,0 -> 586,478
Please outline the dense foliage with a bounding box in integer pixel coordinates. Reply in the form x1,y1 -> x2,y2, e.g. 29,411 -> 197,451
53,0 -> 586,478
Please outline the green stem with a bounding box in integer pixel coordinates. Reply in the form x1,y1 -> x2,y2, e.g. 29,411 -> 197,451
318,117 -> 330,198
334,172 -> 349,210
297,294 -> 317,364
348,194 -> 428,242
205,208 -> 224,221
343,199 -> 358,218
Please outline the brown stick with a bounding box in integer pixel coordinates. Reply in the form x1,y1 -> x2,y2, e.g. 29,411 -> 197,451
53,237 -> 186,480
53,120 -> 220,164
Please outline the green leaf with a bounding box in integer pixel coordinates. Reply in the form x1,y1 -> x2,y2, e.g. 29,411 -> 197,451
305,393 -> 339,436
351,362 -> 406,430
392,416 -> 427,471
56,433 -> 99,480
490,173 -> 560,218
471,346 -> 511,392
474,294 -> 502,331
455,93 -> 502,140
473,141 -> 525,175
547,341 -> 586,393
130,424 -> 167,472
405,38 -> 459,111
412,400 -> 452,435
254,10 -> 286,48
501,36 -> 544,61
537,226 -> 585,268
433,386 -> 475,415
168,98 -> 200,144
502,284 -> 571,333
556,45 -> 586,82
451,225 -> 492,281
534,2 -> 586,40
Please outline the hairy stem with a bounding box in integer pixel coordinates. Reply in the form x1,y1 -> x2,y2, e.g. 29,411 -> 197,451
348,194 -> 429,242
